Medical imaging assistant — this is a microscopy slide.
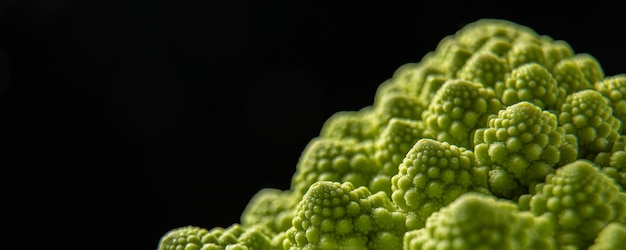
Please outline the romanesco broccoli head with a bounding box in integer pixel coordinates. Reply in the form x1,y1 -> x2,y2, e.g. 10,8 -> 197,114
158,18 -> 626,250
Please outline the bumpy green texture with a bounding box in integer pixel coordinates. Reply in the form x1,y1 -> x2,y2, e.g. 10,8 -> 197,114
158,225 -> 208,250
158,18 -> 626,250
588,222 -> 626,250
372,118 -> 427,195
421,79 -> 501,149
558,89 -> 621,159
552,54 -> 604,96
403,192 -> 556,250
290,137 -> 377,199
241,188 -> 299,234
390,138 -> 490,230
158,224 -> 280,250
319,109 -> 377,141
474,101 -> 578,199
495,62 -> 565,111
528,160 -> 626,249
284,181 -> 406,250
594,74 -> 626,134
594,135 -> 626,190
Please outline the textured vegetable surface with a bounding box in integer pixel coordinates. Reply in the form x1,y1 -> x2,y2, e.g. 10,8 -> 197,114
158,18 -> 626,250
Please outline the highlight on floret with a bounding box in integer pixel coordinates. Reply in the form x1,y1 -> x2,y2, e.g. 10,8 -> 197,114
495,62 -> 565,111
157,18 -> 626,250
289,137 -> 377,199
390,138 -> 490,230
420,79 -> 501,149
473,101 -> 578,199
284,181 -> 406,250
372,118 -> 426,194
291,109 -> 428,200
558,89 -> 621,159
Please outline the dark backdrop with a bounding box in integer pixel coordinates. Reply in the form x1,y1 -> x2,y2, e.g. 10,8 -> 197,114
1,1 -> 624,250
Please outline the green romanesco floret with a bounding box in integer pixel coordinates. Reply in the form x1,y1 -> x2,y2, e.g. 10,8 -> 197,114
158,225 -> 209,250
371,93 -> 424,133
241,188 -> 299,234
158,224 -> 280,250
551,53 -> 603,97
474,101 -> 578,199
495,62 -> 566,111
301,84 -> 430,199
528,160 -> 626,249
319,108 -> 377,142
375,62 -> 445,108
284,181 -> 406,250
293,115 -> 428,200
421,79 -> 501,148
372,118 -> 426,195
430,37 -> 473,78
458,50 -> 510,89
433,19 -> 543,76
290,138 -> 377,198
320,88 -> 425,143
403,192 -> 556,250
594,74 -> 626,134
390,138 -> 490,230
594,135 -> 626,190
507,38 -> 548,70
474,36 -> 512,58
558,89 -> 621,159
450,18 -> 538,52
588,222 -> 626,250
541,39 -> 575,70
157,18 -> 626,250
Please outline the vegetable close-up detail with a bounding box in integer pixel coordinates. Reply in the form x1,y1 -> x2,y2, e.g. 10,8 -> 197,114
157,18 -> 626,250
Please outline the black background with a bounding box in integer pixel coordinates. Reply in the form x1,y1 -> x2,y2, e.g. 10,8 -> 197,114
0,1 -> 624,250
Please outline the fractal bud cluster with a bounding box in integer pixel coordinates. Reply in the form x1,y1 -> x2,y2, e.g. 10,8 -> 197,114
158,19 -> 626,250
